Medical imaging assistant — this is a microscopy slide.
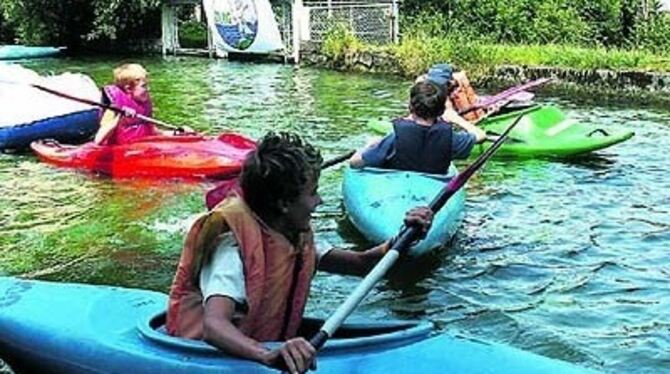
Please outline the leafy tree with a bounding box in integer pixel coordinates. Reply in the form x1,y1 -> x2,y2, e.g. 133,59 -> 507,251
0,0 -> 160,49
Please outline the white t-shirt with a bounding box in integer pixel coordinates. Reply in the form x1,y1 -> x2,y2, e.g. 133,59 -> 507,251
199,232 -> 334,308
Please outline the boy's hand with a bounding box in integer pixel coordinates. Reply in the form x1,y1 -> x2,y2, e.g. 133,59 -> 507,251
121,107 -> 137,118
404,207 -> 434,238
267,337 -> 317,373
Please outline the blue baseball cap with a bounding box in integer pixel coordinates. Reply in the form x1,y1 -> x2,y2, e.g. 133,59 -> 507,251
426,63 -> 453,87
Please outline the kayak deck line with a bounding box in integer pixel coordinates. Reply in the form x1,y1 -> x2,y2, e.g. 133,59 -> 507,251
138,311 -> 433,355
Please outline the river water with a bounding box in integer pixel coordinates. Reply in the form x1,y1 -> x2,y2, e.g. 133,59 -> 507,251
0,56 -> 667,373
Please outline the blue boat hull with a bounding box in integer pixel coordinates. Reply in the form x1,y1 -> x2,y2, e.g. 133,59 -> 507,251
0,109 -> 99,150
342,166 -> 465,256
0,45 -> 62,60
0,277 -> 597,373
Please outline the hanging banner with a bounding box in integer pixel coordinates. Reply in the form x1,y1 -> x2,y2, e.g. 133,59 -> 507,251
203,0 -> 284,55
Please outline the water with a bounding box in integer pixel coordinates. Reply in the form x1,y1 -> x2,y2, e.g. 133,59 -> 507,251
1,56 -> 668,373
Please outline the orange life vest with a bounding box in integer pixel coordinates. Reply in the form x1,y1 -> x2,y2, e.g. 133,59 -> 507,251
450,81 -> 486,122
166,193 -> 316,341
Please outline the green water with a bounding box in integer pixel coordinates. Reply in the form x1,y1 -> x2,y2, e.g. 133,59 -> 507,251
0,56 -> 668,373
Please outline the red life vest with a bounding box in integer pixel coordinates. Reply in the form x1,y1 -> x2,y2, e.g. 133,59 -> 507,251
166,193 -> 316,341
450,81 -> 486,122
100,85 -> 158,145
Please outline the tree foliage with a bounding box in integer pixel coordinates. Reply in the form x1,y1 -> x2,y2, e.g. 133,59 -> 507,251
400,0 -> 670,52
0,0 -> 161,49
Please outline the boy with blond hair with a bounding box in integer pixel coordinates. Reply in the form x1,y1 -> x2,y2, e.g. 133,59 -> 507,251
94,63 -> 180,145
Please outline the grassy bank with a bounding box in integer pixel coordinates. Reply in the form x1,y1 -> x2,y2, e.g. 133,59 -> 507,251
323,31 -> 670,80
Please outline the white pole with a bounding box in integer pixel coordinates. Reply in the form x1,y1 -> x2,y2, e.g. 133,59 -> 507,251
292,0 -> 303,63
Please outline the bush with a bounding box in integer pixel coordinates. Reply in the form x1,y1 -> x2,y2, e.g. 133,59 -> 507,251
178,20 -> 207,49
0,10 -> 15,43
321,22 -> 364,60
399,0 -> 669,53
634,12 -> 670,54
0,0 -> 160,49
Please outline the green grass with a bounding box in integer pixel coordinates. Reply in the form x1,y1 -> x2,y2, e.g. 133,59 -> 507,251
323,34 -> 670,78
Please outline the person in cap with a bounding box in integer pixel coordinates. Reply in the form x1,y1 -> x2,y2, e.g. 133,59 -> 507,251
167,132 -> 433,374
418,64 -> 487,142
349,80 -> 484,174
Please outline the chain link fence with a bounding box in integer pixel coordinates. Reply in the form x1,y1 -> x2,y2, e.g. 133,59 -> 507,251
274,0 -> 399,54
305,1 -> 397,44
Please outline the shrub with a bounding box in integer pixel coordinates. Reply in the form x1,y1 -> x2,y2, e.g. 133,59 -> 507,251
321,22 -> 364,61
0,0 -> 160,49
178,20 -> 207,49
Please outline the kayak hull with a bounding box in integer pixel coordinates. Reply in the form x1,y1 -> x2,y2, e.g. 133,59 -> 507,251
0,109 -> 99,150
0,45 -> 62,60
0,277 -> 598,373
30,133 -> 256,179
342,166 -> 465,256
367,105 -> 634,158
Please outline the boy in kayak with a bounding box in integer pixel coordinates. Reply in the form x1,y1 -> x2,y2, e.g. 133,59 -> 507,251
167,132 -> 433,374
349,80 -> 485,174
93,63 -> 189,145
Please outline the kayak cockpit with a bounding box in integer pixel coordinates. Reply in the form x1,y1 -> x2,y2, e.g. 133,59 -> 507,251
138,311 -> 433,355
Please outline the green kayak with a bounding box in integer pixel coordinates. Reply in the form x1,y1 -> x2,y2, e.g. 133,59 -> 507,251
367,105 -> 634,158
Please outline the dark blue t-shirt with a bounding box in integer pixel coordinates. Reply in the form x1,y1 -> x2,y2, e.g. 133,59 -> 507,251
362,119 -> 476,173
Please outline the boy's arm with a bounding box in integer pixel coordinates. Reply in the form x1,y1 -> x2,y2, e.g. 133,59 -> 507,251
442,108 -> 487,143
317,243 -> 389,276
318,207 -> 433,275
94,109 -> 121,145
204,296 -> 316,372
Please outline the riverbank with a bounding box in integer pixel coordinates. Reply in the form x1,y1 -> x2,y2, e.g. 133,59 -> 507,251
300,39 -> 670,106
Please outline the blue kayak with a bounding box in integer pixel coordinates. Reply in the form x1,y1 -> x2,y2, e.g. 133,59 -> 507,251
0,45 -> 63,60
0,65 -> 101,150
0,277 -> 598,373
342,166 -> 465,257
0,109 -> 99,150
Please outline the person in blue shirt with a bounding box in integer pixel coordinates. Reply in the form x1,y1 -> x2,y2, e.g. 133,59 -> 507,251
349,79 -> 486,174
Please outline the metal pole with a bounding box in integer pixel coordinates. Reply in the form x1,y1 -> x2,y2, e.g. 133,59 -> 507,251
392,0 -> 399,43
292,0 -> 303,63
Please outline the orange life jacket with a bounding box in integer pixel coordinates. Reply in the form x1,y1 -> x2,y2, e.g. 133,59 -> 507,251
450,80 -> 486,122
166,193 -> 316,341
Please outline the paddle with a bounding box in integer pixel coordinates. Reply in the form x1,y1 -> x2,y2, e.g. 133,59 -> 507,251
321,150 -> 356,169
458,77 -> 552,117
0,79 -> 185,131
205,150 -> 356,210
300,113 -> 525,358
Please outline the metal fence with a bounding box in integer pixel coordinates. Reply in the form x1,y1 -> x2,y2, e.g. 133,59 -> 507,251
274,1 -> 399,50
304,1 -> 398,44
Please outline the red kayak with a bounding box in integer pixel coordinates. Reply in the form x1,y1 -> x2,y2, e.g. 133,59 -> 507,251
30,133 -> 256,179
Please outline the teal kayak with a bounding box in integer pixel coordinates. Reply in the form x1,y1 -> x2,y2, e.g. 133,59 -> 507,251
342,165 -> 465,257
0,277 -> 598,373
0,45 -> 63,60
367,105 -> 634,158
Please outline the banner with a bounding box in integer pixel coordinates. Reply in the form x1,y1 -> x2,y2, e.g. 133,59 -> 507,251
203,0 -> 284,55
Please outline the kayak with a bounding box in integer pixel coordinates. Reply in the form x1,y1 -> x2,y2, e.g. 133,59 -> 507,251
342,165 -> 465,257
367,105 -> 634,158
0,65 -> 100,150
0,109 -> 99,150
0,277 -> 598,373
30,133 -> 256,179
0,45 -> 63,60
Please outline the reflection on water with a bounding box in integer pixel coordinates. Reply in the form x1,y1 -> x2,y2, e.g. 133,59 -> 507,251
0,57 -> 668,373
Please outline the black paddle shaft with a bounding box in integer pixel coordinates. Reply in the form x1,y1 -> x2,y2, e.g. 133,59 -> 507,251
321,150 -> 355,169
